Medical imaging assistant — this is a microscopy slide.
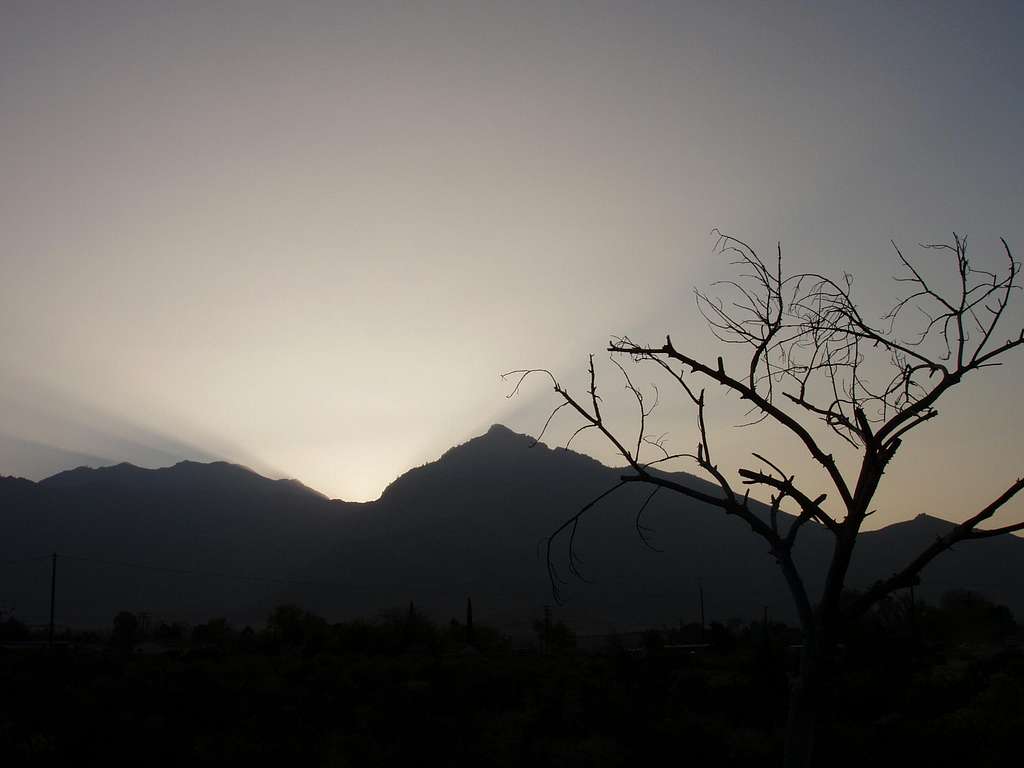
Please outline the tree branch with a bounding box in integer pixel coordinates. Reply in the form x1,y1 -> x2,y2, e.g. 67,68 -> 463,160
610,336 -> 855,508
846,476 -> 1024,619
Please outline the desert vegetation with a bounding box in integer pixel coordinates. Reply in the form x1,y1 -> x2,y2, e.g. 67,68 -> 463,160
1,594 -> 1020,766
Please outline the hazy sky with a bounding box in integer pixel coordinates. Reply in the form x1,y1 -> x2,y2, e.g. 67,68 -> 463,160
2,1 -> 1023,530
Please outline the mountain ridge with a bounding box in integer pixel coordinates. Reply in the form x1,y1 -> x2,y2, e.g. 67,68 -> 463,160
1,424 -> 1021,631
32,458 -> 329,501
8,427 -> 970,533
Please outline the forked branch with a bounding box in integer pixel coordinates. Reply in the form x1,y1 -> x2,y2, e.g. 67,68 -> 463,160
847,476 -> 1024,619
506,233 -> 1023,636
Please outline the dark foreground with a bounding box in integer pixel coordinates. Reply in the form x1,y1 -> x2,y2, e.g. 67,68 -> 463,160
1,594 -> 1022,767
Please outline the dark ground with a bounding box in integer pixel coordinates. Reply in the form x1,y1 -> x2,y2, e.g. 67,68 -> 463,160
1,593 -> 1022,767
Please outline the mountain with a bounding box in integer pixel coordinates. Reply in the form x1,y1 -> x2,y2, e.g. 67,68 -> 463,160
1,425 -> 1022,633
0,460 -> 361,626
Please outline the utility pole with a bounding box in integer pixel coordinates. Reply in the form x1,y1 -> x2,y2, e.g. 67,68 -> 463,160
698,581 -> 705,643
909,584 -> 918,649
543,604 -> 552,655
48,552 -> 57,648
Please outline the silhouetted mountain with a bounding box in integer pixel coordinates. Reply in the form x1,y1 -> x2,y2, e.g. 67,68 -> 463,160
1,426 -> 1021,633
40,459 -> 327,499
0,460 -> 360,626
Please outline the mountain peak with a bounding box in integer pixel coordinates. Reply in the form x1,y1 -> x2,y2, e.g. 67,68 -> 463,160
432,424 -> 540,456
466,424 -> 542,454
40,462 -> 150,488
481,423 -> 543,447
485,423 -> 525,439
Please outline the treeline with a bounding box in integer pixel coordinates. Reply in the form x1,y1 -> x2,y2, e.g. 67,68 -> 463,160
121,601 -> 516,656
0,591 -> 1021,766
3,586 -> 1015,656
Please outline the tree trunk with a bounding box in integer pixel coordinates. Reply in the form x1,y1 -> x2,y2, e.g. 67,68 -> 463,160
784,639 -> 821,768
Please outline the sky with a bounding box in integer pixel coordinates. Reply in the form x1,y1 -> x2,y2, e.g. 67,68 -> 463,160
2,1 -> 1023,531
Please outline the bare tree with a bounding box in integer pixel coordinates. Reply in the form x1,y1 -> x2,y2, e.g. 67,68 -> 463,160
504,232 -> 1024,768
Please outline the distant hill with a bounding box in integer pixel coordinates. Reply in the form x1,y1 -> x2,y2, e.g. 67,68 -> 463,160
1,425 -> 1021,633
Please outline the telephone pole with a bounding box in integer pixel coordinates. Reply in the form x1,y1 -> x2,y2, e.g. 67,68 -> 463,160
698,581 -> 706,642
543,604 -> 552,655
48,552 -> 57,648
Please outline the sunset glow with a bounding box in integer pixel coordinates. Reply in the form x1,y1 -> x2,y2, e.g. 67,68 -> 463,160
2,1 -> 1022,524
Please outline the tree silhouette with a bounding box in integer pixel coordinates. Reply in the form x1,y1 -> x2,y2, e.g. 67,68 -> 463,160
505,232 -> 1024,767
111,610 -> 139,650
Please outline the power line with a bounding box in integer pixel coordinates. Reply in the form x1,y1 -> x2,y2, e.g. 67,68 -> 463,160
0,554 -> 52,568
55,552 -> 486,594
59,553 -> 366,592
